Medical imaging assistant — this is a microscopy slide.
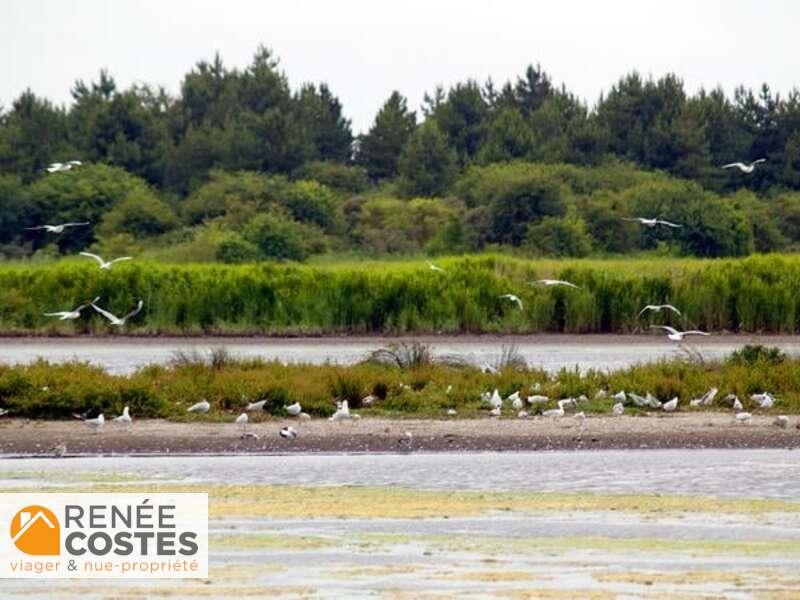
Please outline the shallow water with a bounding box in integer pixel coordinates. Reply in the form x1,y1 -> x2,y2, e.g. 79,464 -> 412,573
2,449 -> 798,500
2,335 -> 800,373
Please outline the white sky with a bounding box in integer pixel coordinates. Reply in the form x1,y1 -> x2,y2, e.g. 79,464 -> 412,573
1,0 -> 798,133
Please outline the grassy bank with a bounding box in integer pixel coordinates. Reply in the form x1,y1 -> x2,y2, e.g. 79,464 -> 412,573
2,253 -> 800,335
0,345 -> 797,419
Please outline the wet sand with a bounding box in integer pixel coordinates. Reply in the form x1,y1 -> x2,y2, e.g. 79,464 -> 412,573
1,413 -> 797,455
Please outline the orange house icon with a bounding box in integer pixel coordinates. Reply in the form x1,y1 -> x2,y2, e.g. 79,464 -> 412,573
9,505 -> 60,555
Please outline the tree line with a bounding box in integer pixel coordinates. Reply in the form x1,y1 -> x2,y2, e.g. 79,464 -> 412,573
2,46 -> 800,261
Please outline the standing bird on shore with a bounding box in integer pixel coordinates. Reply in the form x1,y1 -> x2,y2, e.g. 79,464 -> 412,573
527,394 -> 549,406
280,426 -> 298,439
187,399 -> 210,414
638,304 -> 681,318
542,405 -> 565,419
235,413 -> 248,433
284,402 -> 302,416
613,391 -> 626,403
751,392 -> 775,409
612,402 -> 625,416
662,397 -> 678,412
245,399 -> 267,411
46,160 -> 82,173
650,325 -> 710,341
80,252 -> 132,270
0,407 -> 10,417
26,221 -> 89,234
722,159 -> 766,173
84,414 -> 104,430
500,294 -> 523,310
113,406 -> 132,426
691,388 -> 718,407
91,299 -> 143,327
44,297 -> 99,320
329,400 -> 353,421
622,217 -> 682,228
536,279 -> 580,289
426,261 -> 445,273
735,412 -> 752,424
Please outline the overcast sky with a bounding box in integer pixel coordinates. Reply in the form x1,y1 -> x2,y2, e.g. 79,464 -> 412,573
2,0 -> 798,133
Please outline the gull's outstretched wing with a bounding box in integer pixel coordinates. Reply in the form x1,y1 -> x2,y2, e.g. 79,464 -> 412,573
122,299 -> 144,322
44,311 -> 69,317
110,256 -> 132,265
722,163 -> 743,169
621,217 -> 642,223
62,222 -> 90,228
25,226 -> 47,230
664,304 -> 682,316
638,305 -> 656,316
91,302 -> 120,323
752,158 -> 767,165
80,252 -> 105,266
684,330 -> 710,336
651,325 -> 679,335
657,220 -> 682,228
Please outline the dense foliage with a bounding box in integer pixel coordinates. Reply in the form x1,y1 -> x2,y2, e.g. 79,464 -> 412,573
2,48 -> 800,260
3,254 -> 800,334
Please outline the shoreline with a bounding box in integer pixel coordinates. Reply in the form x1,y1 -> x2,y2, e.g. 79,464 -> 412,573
1,414 -> 797,455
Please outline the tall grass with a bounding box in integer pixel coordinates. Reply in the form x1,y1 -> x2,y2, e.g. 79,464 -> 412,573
2,253 -> 800,334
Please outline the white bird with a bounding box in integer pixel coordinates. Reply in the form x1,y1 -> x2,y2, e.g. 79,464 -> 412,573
26,221 -> 89,233
638,304 -> 681,318
446,408 -> 458,416
113,406 -> 132,425
482,363 -> 499,374
750,392 -> 774,409
594,390 -> 608,400
645,392 -> 662,409
662,397 -> 678,412
733,397 -> 744,412
722,159 -> 766,173
507,390 -> 521,404
298,412 -> 311,420
500,294 -> 523,310
527,395 -> 549,405
91,299 -> 143,326
612,402 -> 624,416
773,415 -> 789,428
511,397 -> 524,410
284,402 -> 302,416
622,217 -> 682,228
651,325 -> 710,341
280,426 -> 298,439
488,389 -> 502,409
542,405 -> 565,418
558,398 -> 576,411
44,297 -> 99,320
735,412 -> 752,423
489,406 -> 502,417
690,388 -> 718,407
426,260 -> 445,273
187,400 -> 210,413
329,400 -> 352,421
613,391 -> 626,402
84,414 -> 104,429
0,407 -> 10,417
46,160 -> 82,173
445,385 -> 453,395
80,252 -> 133,270
629,393 -> 650,407
536,279 -> 580,289
517,410 -> 529,419
235,412 -> 248,432
245,399 -> 267,411
574,412 -> 587,429
361,395 -> 376,406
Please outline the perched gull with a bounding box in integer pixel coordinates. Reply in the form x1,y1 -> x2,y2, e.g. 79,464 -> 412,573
612,402 -> 625,416
527,394 -> 549,406
542,405 -> 565,418
280,426 -> 298,439
187,399 -> 210,413
80,252 -> 133,270
113,406 -> 132,425
735,412 -> 752,424
651,325 -> 710,341
500,294 -> 523,310
536,279 -> 580,289
638,304 -> 681,317
629,392 -> 650,407
750,392 -> 774,409
487,389 -> 502,409
662,397 -> 678,412
284,402 -> 302,416
84,414 -> 104,430
690,388 -> 718,407
329,400 -> 355,421
507,390 -> 522,406
773,415 -> 789,429
92,299 -> 143,327
722,159 -> 766,173
245,399 -> 267,411
732,397 -> 744,412
235,413 -> 248,432
612,391 -> 626,402
426,260 -> 445,273
517,410 -> 529,419
44,297 -> 99,320
26,221 -> 89,234
622,217 -> 681,228
489,406 -> 502,417
46,160 -> 82,173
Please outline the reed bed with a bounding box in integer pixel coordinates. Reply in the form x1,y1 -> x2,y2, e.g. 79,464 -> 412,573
1,253 -> 800,334
0,349 -> 798,419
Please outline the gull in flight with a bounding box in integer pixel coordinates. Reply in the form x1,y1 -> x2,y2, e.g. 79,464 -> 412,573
638,304 -> 681,318
662,397 -> 678,412
612,402 -> 624,416
44,297 -> 99,320
426,261 -> 445,273
280,426 -> 298,439
690,387 -> 718,407
113,406 -> 132,426
500,294 -> 523,310
284,402 -> 302,416
92,299 -> 143,327
622,217 -> 682,228
80,252 -> 133,270
536,279 -> 580,289
245,399 -> 267,411
26,221 -> 89,234
651,325 -> 710,341
722,159 -> 766,173
187,399 -> 210,413
46,160 -> 82,173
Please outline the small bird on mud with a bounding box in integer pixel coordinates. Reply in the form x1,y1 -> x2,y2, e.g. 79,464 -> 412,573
280,426 -> 297,439
517,410 -> 529,419
84,414 -> 104,430
773,415 -> 789,428
750,392 -> 774,409
284,402 -> 302,416
235,412 -> 248,432
330,400 -> 356,421
735,412 -> 752,424
50,443 -> 67,457
612,402 -> 625,416
113,406 -> 132,425
187,399 -> 210,413
542,405 -> 565,419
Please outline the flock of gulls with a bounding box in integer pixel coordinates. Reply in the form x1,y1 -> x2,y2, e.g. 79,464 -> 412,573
3,156 -> 789,444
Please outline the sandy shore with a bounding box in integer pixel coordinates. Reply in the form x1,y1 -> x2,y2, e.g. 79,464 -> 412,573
0,413 -> 797,455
